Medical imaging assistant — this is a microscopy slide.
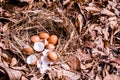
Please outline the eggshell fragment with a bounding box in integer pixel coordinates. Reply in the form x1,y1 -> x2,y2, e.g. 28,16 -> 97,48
27,55 -> 37,66
23,46 -> 33,55
37,56 -> 50,74
33,42 -> 45,52
39,32 -> 50,39
46,44 -> 55,50
47,51 -> 57,62
48,35 -> 58,45
43,39 -> 48,46
42,49 -> 50,56
30,35 -> 40,42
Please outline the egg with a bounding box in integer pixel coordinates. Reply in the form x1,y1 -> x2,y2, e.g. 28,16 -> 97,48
47,51 -> 57,62
26,55 -> 38,66
46,44 -> 55,50
30,35 -> 40,42
48,35 -> 58,45
23,46 -> 33,55
39,32 -> 50,39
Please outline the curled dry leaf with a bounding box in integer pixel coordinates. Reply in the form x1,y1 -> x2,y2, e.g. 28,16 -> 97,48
85,6 -> 101,12
67,56 -> 80,71
77,14 -> 84,33
2,23 -> 9,32
0,42 -> 7,49
103,72 -> 120,80
0,62 -> 22,80
10,57 -> 17,66
21,76 -> 28,80
101,8 -> 115,16
1,53 -> 9,61
61,63 -> 70,70
62,69 -> 80,80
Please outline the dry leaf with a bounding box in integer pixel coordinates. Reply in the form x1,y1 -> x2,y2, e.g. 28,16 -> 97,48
21,76 -> 28,80
77,14 -> 84,33
0,42 -> 7,49
2,23 -> 9,32
95,74 -> 102,80
101,8 -> 115,16
67,56 -> 80,71
85,6 -> 101,12
61,63 -> 70,70
62,69 -> 80,80
10,57 -> 17,66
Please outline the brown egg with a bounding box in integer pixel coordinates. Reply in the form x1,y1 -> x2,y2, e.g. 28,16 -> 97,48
23,46 -> 33,55
46,44 -> 55,50
48,35 -> 58,45
39,32 -> 50,39
47,51 -> 57,62
30,35 -> 40,42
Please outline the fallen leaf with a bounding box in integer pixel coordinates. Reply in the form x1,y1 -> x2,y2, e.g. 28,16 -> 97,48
2,23 -> 9,32
10,57 -> 18,67
67,56 -> 80,71
62,69 -> 80,80
85,6 -> 101,12
101,8 -> 115,16
61,63 -> 70,70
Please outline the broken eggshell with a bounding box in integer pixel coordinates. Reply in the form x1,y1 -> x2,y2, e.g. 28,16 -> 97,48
37,56 -> 50,74
33,42 -> 45,52
27,55 -> 38,66
42,49 -> 50,56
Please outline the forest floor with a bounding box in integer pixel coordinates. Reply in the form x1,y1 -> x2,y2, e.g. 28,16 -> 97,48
0,0 -> 120,80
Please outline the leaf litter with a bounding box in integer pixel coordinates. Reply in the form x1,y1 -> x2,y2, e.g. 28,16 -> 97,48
0,0 -> 120,80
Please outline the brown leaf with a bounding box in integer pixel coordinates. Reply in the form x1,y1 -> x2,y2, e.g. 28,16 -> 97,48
77,14 -> 84,33
0,62 -> 22,80
21,76 -> 28,80
103,73 -> 120,80
0,42 -> 7,49
101,8 -> 115,16
67,56 -> 80,71
10,66 -> 27,71
95,74 -> 102,80
10,57 -> 18,67
62,69 -> 80,80
61,63 -> 70,70
85,6 -> 101,12
2,23 -> 9,32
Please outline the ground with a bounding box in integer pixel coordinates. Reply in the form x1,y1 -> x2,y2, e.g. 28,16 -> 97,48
0,0 -> 120,80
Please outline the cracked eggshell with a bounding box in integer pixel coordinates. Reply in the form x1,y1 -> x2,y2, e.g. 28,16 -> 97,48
27,55 -> 38,66
39,32 -> 50,39
42,49 -> 50,56
43,39 -> 48,46
30,35 -> 41,42
23,46 -> 33,55
37,56 -> 50,74
33,42 -> 45,52
48,35 -> 58,45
